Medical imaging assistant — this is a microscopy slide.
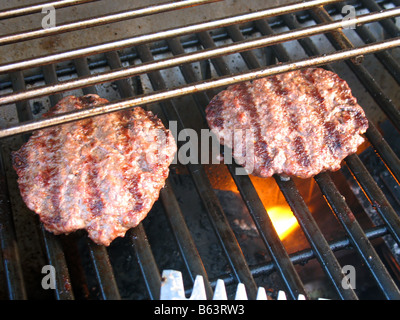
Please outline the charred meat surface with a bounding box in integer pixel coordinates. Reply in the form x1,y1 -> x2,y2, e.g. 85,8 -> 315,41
205,68 -> 368,179
12,94 -> 177,246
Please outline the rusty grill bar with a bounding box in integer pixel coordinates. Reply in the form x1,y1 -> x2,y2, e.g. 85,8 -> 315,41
1,0 -> 400,300
0,0 -> 99,20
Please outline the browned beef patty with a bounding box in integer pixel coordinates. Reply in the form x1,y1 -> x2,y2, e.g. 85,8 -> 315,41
12,94 -> 177,246
205,68 -> 368,179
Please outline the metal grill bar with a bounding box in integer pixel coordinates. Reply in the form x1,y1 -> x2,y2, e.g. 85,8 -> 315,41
0,0 -> 341,74
349,15 -> 400,84
315,172 -> 400,299
346,155 -> 400,244
364,123 -> 400,184
42,65 -> 64,106
41,228 -> 74,300
361,0 -> 400,37
1,37 -> 398,137
0,151 -> 26,300
2,6 -> 400,106
275,176 -> 358,299
87,241 -> 121,300
228,166 -> 307,299
221,225 -> 389,287
160,180 -> 214,299
0,0 -> 221,46
128,224 -> 161,300
0,0 -> 98,20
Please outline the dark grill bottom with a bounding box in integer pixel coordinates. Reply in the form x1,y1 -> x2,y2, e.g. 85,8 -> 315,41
42,148 -> 399,300
1,0 -> 400,300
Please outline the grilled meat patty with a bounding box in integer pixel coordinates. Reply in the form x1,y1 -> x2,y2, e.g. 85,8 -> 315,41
205,68 -> 368,179
12,94 -> 177,246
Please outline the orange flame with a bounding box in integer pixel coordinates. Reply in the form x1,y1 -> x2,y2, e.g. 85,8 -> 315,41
203,164 -> 300,240
267,206 -> 299,239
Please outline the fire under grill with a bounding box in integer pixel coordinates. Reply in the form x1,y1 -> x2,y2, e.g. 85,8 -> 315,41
1,0 -> 400,300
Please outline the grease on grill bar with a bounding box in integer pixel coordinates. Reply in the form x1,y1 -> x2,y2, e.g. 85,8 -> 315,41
0,0 -> 400,300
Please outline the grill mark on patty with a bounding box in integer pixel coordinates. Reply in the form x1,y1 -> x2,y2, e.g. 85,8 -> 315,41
116,110 -> 134,154
78,96 -> 111,220
80,118 -> 105,217
269,75 -> 311,168
115,110 -> 145,213
130,175 -> 144,212
49,167 -> 62,225
41,128 -> 63,226
303,69 -> 344,156
208,95 -> 225,129
235,82 -> 272,168
85,155 -> 104,217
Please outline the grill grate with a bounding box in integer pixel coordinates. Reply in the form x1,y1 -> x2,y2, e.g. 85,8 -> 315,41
0,0 -> 400,300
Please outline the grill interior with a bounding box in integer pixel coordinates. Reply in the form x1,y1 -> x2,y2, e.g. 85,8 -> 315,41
1,0 -> 400,300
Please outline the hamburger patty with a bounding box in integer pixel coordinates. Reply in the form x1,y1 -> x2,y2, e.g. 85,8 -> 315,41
205,68 -> 368,179
12,94 -> 177,246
